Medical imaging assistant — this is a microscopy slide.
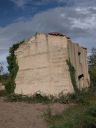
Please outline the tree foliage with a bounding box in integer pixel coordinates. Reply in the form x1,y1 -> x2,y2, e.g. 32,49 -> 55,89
0,62 -> 4,75
5,41 -> 24,94
89,48 -> 96,86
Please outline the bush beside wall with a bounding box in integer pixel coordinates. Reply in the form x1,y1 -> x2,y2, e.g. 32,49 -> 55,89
5,41 -> 24,94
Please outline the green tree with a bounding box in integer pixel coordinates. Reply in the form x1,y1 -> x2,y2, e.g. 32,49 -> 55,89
89,48 -> 96,86
5,41 -> 24,94
0,62 -> 4,75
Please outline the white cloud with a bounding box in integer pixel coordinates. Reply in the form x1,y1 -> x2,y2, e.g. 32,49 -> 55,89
71,14 -> 96,30
0,7 -> 96,65
75,7 -> 91,14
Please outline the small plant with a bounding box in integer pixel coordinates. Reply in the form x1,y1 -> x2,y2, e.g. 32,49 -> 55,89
56,92 -> 72,104
6,93 -> 52,104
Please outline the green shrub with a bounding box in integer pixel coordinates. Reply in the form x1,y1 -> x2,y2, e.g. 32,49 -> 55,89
83,105 -> 96,127
6,93 -> 52,103
5,41 -> 24,94
88,48 -> 96,87
89,67 -> 96,86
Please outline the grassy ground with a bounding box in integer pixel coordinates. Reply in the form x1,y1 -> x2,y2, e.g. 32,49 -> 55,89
44,87 -> 96,128
0,86 -> 96,128
0,97 -> 72,128
45,104 -> 96,128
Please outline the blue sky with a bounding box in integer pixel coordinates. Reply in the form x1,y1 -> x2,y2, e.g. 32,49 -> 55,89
0,0 -> 96,24
0,0 -> 67,26
0,0 -> 96,71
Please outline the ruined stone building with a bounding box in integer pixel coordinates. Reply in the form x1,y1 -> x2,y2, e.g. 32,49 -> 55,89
15,33 -> 90,95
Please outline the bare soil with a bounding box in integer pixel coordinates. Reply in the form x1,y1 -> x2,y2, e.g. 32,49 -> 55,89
0,98 -> 71,128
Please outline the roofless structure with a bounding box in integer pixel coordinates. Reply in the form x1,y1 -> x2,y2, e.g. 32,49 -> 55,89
15,32 -> 90,95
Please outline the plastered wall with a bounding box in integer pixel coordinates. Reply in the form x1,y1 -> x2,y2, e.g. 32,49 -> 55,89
15,33 -> 89,95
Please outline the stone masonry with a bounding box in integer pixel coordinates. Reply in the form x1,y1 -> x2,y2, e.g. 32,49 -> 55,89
15,33 -> 90,95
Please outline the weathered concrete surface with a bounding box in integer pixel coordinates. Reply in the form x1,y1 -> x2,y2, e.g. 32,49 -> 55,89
15,33 -> 90,95
68,39 -> 90,90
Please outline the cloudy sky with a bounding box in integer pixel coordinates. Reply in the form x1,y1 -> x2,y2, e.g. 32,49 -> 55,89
0,0 -> 96,70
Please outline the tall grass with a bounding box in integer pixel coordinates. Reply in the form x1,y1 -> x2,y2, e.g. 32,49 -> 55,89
45,104 -> 96,128
44,86 -> 96,128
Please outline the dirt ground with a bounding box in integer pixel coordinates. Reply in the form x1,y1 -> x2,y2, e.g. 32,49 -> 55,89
0,98 -> 71,128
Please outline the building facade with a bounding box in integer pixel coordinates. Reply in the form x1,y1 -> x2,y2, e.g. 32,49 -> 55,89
15,33 -> 90,95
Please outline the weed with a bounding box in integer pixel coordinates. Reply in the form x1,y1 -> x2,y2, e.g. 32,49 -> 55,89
46,104 -> 96,128
6,93 -> 52,104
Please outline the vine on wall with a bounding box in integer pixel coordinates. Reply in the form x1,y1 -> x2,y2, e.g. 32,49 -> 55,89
5,41 -> 24,94
66,59 -> 78,92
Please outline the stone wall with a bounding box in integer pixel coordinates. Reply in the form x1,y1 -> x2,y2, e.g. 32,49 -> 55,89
68,39 -> 90,90
15,33 -> 90,95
